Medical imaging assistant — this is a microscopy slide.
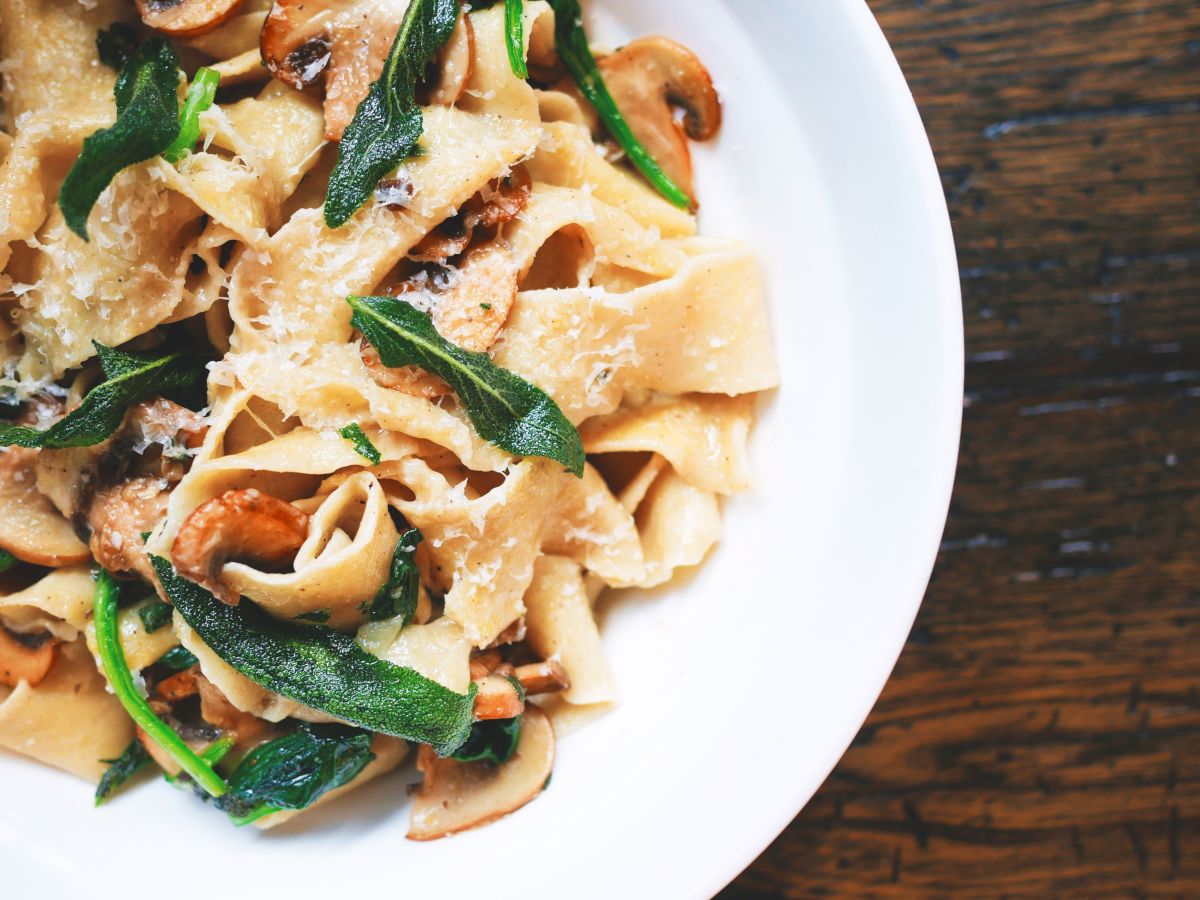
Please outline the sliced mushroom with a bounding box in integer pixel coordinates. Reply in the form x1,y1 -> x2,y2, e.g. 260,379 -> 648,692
473,673 -> 525,721
361,338 -> 452,401
409,168 -> 532,264
431,244 -> 520,353
87,476 -> 173,584
468,648 -> 503,681
513,660 -> 569,696
408,704 -> 555,841
262,0 -> 470,142
136,0 -> 246,38
171,489 -> 310,605
596,36 -> 722,204
196,672 -> 273,743
0,447 -> 91,567
0,626 -> 56,689
155,665 -> 201,702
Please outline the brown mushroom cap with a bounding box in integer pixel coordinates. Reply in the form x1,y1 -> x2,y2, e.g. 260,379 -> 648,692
408,704 -> 555,841
171,489 -> 310,605
596,36 -> 722,204
137,0 -> 247,38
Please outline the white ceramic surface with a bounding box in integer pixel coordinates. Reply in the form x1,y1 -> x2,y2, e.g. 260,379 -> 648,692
0,1 -> 962,896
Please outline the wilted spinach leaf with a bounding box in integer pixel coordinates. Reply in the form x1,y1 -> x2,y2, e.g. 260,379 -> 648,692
451,716 -> 522,767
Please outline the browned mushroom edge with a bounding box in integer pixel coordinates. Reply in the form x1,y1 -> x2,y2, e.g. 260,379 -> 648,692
171,489 -> 310,605
595,36 -> 722,204
137,0 -> 247,38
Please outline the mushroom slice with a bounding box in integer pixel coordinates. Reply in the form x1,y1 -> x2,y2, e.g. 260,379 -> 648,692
0,627 -> 56,689
596,36 -> 722,204
473,673 -> 525,721
0,447 -> 91,568
155,665 -> 201,702
361,339 -> 453,401
408,704 -> 554,841
261,0 -> 338,90
87,476 -> 173,584
432,244 -> 520,353
409,168 -> 532,264
429,11 -> 474,107
196,672 -> 273,743
136,0 -> 247,38
171,489 -> 310,605
513,660 -> 569,696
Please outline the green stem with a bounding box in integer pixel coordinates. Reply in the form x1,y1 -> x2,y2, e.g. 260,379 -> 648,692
163,67 -> 220,163
550,0 -> 692,209
93,569 -> 229,799
505,0 -> 529,79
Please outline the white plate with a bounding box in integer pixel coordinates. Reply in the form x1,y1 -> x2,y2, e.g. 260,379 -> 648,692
0,1 -> 961,896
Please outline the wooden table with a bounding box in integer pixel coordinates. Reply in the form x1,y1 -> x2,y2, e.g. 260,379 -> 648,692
724,1 -> 1200,895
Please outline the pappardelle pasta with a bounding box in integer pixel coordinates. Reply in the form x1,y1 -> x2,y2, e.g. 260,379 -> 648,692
0,0 -> 778,837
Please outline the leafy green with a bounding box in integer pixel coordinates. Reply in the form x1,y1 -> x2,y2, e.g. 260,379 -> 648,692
0,550 -> 16,574
93,569 -> 229,799
546,0 -> 691,209
96,23 -> 140,70
138,600 -> 173,633
368,529 -> 423,623
59,37 -> 183,240
324,0 -> 460,227
296,609 -> 332,624
349,295 -> 584,477
505,0 -> 529,79
163,734 -> 236,790
339,423 -> 382,465
152,557 -> 476,756
216,724 -> 375,826
163,67 -> 220,164
451,716 -> 522,766
157,645 -> 199,672
94,739 -> 154,806
0,343 -> 206,450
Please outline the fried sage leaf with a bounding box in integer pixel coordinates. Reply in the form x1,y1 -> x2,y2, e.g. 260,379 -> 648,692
59,37 -> 183,240
95,739 -> 155,806
324,0 -> 460,228
349,296 -> 585,477
546,0 -> 691,209
217,724 -> 376,826
339,422 -> 382,465
152,557 -> 476,756
0,343 -> 206,450
367,528 -> 423,624
451,716 -> 522,766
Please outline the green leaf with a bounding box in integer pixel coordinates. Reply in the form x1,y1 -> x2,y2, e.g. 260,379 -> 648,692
349,295 -> 585,477
157,645 -> 199,672
368,528 -> 423,623
94,739 -> 154,806
93,568 -> 230,799
0,550 -> 16,574
163,734 -> 236,790
216,724 -> 375,825
339,423 -> 382,465
163,67 -> 220,164
505,0 -> 529,79
152,556 -> 477,756
451,716 -> 522,766
324,0 -> 460,227
59,37 -> 183,240
96,23 -> 140,70
0,342 -> 206,450
138,600 -> 174,633
546,0 -> 691,209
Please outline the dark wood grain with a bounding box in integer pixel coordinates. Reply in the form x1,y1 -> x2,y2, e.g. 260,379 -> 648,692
724,1 -> 1200,895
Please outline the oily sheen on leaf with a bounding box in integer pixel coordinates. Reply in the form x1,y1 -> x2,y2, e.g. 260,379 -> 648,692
349,296 -> 585,476
153,557 -> 476,755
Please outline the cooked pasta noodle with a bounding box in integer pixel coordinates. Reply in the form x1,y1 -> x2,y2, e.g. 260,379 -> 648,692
0,0 -> 778,835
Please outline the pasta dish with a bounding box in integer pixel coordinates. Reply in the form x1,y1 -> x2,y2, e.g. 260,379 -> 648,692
0,0 -> 778,837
